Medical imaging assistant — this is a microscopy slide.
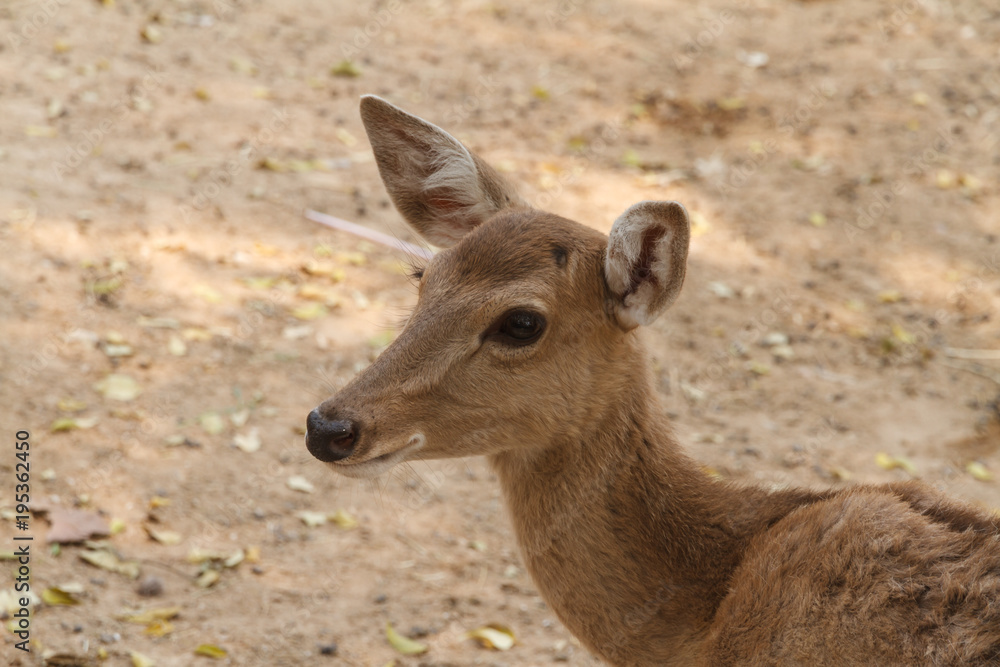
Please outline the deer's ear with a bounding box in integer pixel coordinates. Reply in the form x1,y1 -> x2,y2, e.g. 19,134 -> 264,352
604,201 -> 691,331
359,95 -> 523,248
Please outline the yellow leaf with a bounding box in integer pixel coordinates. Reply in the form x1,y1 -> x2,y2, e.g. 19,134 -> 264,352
121,607 -> 181,624
292,303 -> 327,321
131,651 -> 155,667
196,569 -> 220,588
386,622 -> 428,655
58,398 -> 87,412
891,323 -> 915,344
199,412 -> 226,435
79,549 -> 141,578
25,125 -> 58,138
146,526 -> 182,545
42,587 -> 81,606
465,624 -> 516,651
335,128 -> 357,147
93,374 -> 141,402
878,290 -> 903,303
144,619 -> 174,637
717,97 -> 745,111
110,518 -> 126,535
875,452 -> 918,475
242,276 -> 277,289
194,284 -> 223,303
149,496 -> 172,508
297,511 -> 328,527
330,509 -> 358,529
808,211 -> 827,227
330,60 -> 361,77
967,461 -> 994,482
194,644 -> 228,659
51,416 -> 98,432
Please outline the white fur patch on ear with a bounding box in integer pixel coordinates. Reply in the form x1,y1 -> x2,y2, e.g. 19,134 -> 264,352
360,95 -> 523,248
605,201 -> 691,330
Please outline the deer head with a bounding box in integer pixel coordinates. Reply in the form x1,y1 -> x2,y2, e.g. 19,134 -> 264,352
305,96 -> 690,478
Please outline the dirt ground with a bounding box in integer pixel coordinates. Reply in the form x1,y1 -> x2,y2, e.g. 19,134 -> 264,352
2,0 -> 999,665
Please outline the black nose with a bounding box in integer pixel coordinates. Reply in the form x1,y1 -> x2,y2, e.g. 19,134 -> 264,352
305,409 -> 357,462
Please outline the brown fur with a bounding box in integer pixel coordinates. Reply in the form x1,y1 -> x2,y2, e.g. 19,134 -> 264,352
309,97 -> 1000,666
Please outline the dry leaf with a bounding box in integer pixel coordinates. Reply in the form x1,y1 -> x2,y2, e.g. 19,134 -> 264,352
465,624 -> 516,651
145,526 -> 182,545
386,622 -> 428,655
199,412 -> 226,435
51,416 -> 98,432
297,511 -> 328,527
79,549 -> 140,578
196,569 -> 220,588
194,645 -> 228,659
121,607 -> 181,624
233,428 -> 261,453
331,60 -> 361,77
94,374 -> 141,401
42,587 -> 81,606
130,652 -> 155,667
287,476 -> 315,493
57,398 -> 88,412
875,452 -> 918,475
46,507 -> 110,544
168,335 -> 187,356
967,461 -> 994,482
292,303 -> 327,321
144,619 -> 174,637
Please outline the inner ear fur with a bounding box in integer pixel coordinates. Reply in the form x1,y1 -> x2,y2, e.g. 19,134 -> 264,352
605,201 -> 691,330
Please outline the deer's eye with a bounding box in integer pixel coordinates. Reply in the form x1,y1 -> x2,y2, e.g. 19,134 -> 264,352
486,309 -> 546,346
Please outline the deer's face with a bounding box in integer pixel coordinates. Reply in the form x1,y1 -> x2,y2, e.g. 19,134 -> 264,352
305,96 -> 689,478
307,210 -> 615,477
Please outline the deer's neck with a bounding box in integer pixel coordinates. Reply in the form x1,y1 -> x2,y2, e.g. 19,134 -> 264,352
489,344 -> 822,665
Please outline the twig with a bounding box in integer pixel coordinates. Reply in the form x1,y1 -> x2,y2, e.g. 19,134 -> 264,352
944,347 -> 1000,361
940,359 -> 1000,386
304,209 -> 434,261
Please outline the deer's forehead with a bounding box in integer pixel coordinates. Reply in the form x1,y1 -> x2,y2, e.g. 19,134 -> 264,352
429,210 -> 606,287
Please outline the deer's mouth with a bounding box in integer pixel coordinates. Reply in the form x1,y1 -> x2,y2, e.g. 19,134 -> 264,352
325,434 -> 425,479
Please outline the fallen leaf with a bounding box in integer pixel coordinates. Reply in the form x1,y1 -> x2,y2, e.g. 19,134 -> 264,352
233,428 -> 261,453
140,25 -> 163,43
292,302 -> 327,320
230,408 -> 251,427
51,416 -> 98,432
110,518 -> 126,535
57,398 -> 88,412
967,461 -> 994,482
465,624 -> 516,651
46,507 -> 110,544
386,622 -> 428,655
878,290 -> 903,303
168,335 -> 187,356
199,412 -> 226,435
194,644 -> 228,659
875,452 -> 918,476
808,211 -> 827,227
330,509 -> 359,529
120,607 -> 181,624
94,374 -> 141,401
42,587 -> 81,606
287,476 -> 315,493
196,569 -> 220,588
331,60 -> 361,77
297,511 -> 328,527
79,549 -> 141,578
145,526 -> 182,545
144,619 -> 174,637
130,652 -> 155,667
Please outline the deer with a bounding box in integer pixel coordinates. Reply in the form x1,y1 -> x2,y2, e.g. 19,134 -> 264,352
305,95 -> 1000,666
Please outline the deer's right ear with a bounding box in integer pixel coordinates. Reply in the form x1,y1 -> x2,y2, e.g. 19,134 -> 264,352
359,95 -> 523,248
604,201 -> 691,331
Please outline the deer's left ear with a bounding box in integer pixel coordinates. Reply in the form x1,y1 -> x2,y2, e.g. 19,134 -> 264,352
604,201 -> 691,331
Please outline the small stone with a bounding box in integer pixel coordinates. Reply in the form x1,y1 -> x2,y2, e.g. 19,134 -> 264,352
137,575 -> 163,597
317,642 -> 338,656
373,593 -> 387,604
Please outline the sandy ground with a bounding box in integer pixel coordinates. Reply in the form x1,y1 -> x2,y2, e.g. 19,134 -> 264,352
1,0 -> 999,665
